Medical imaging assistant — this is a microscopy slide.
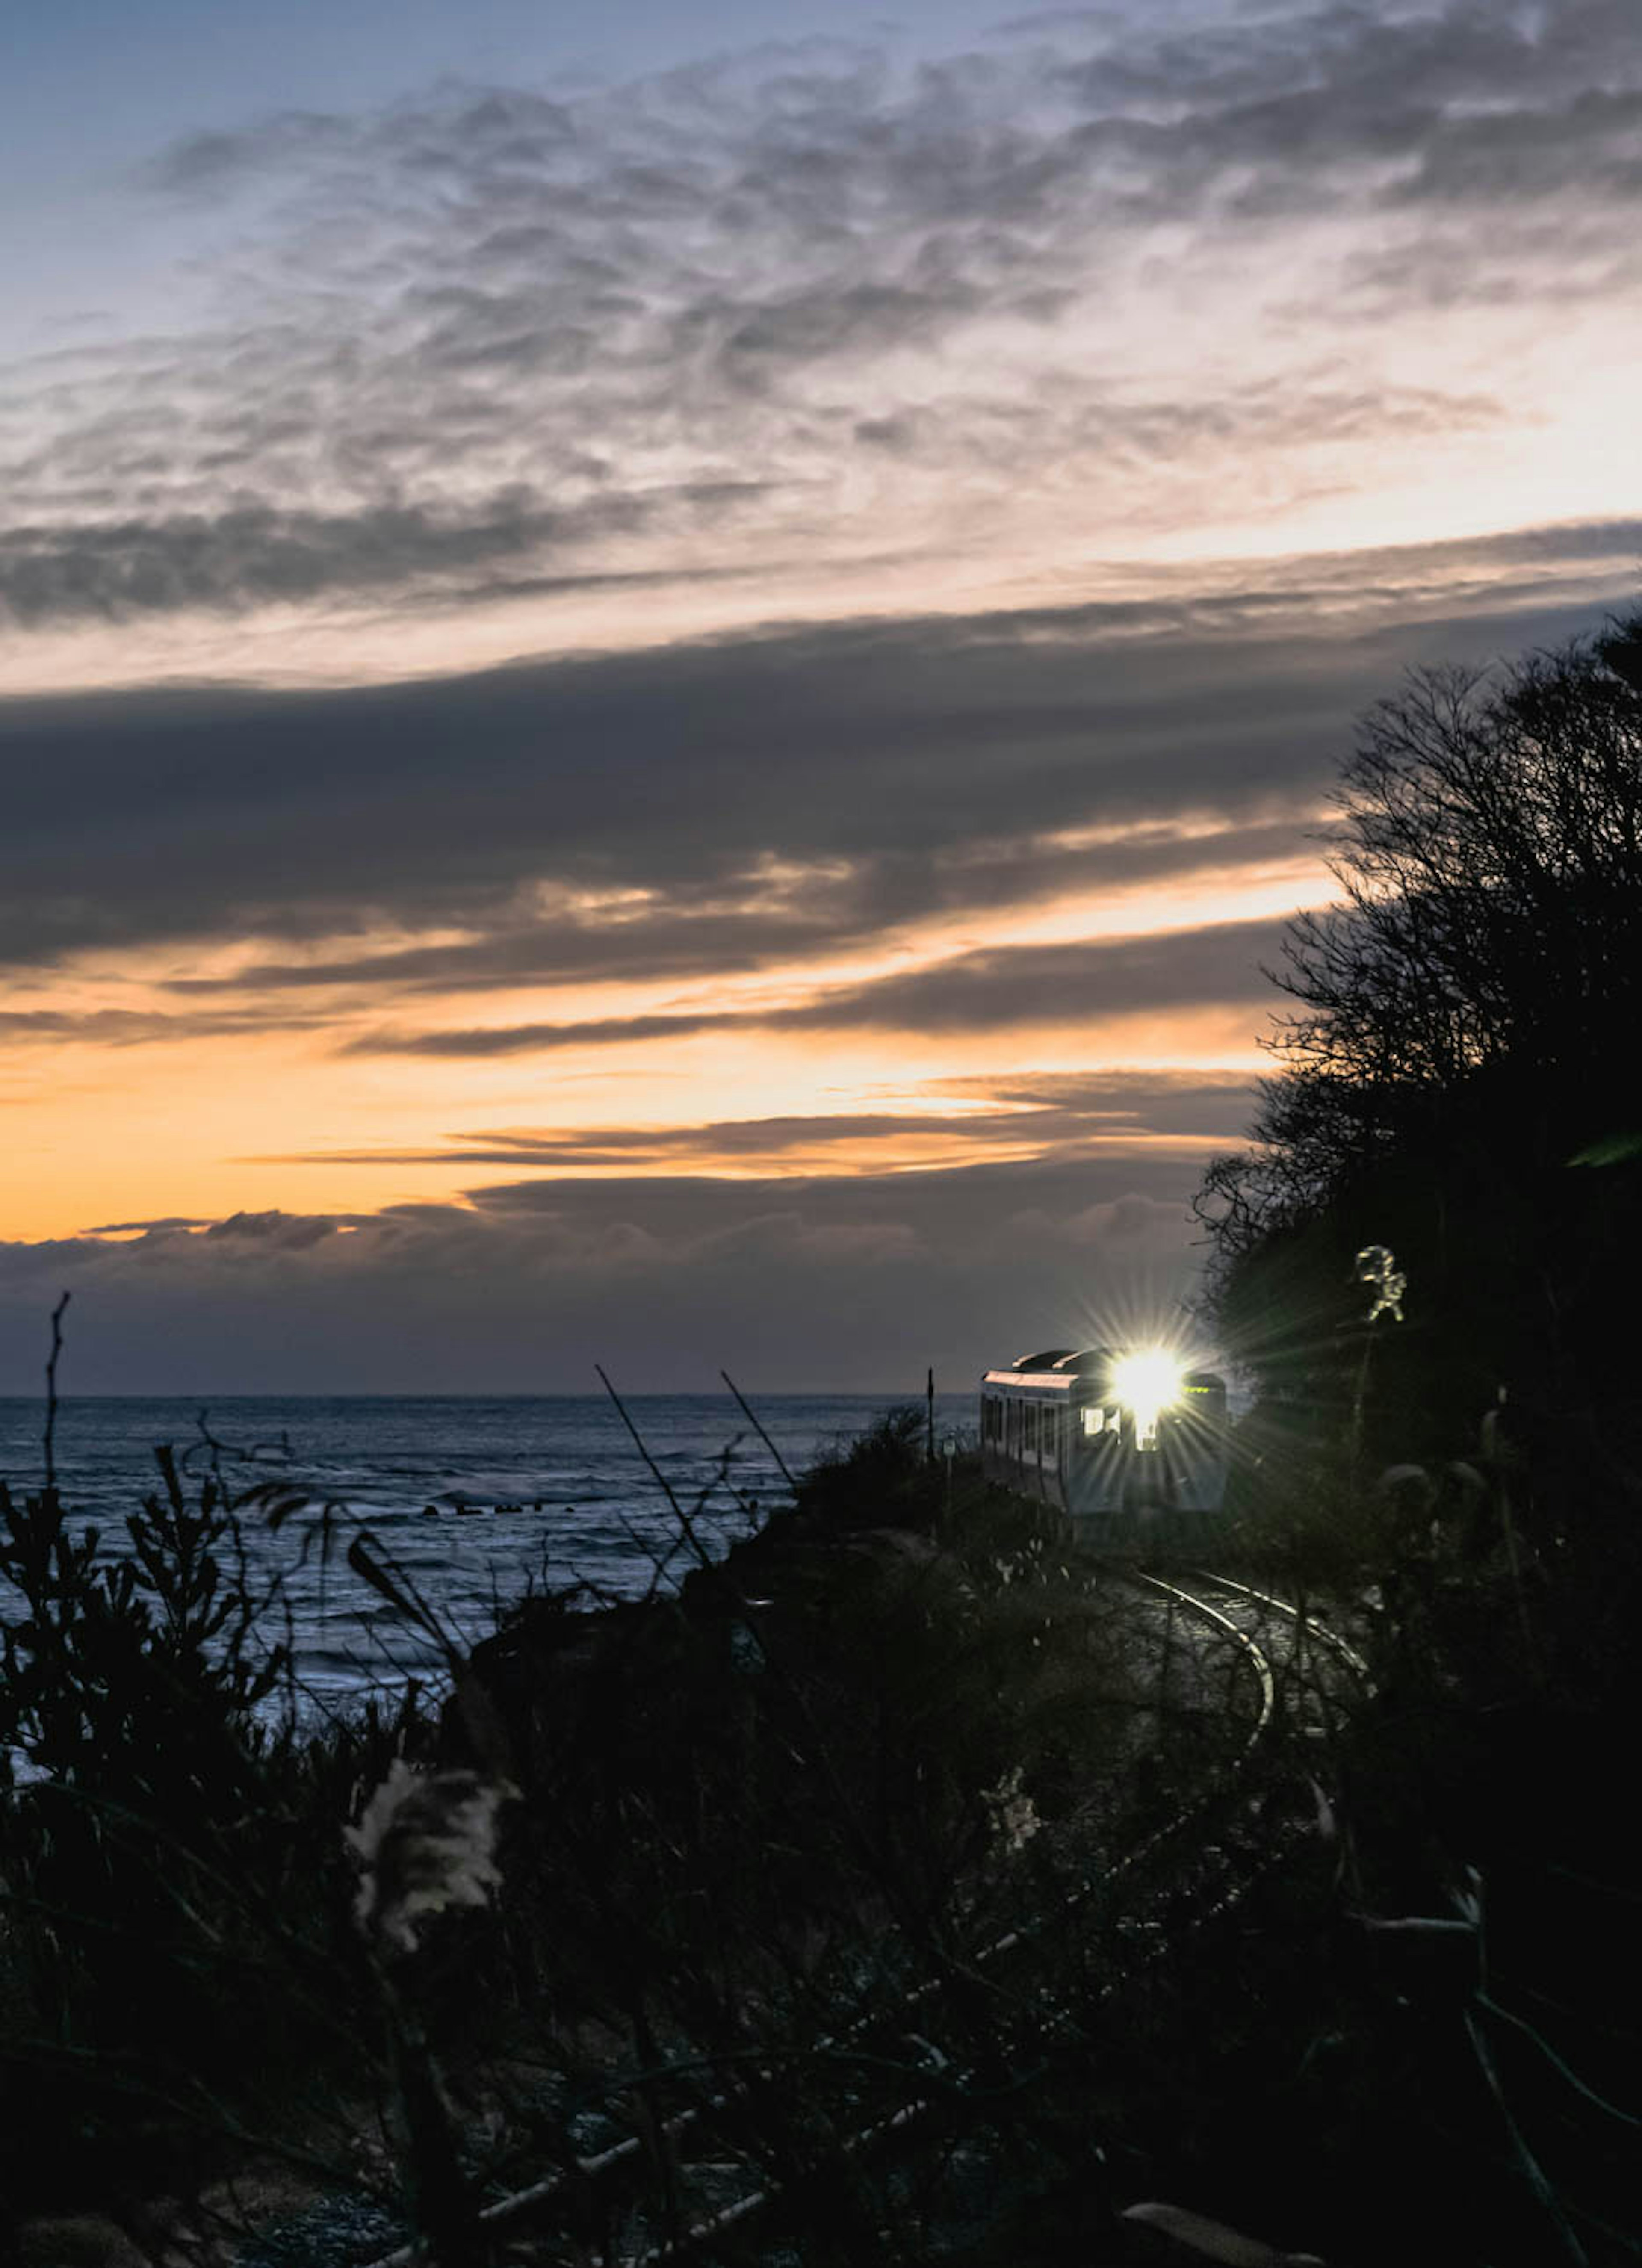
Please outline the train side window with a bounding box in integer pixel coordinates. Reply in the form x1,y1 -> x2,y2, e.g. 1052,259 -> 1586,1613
1081,1406 -> 1120,1437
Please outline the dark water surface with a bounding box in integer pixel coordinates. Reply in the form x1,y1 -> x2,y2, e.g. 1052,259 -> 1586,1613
0,1392 -> 975,1713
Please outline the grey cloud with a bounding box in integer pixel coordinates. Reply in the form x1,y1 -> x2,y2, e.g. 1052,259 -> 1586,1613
80,1217 -> 213,1234
1382,84 -> 1642,209
4,5 -> 1630,629
0,489 -> 674,629
0,1157 -> 1213,1393
774,915 -> 1288,1033
200,1209 -> 343,1249
258,1068 -> 1258,1169
139,112 -> 361,196
353,1011 -> 744,1057
1331,214 -> 1642,319
276,1112 -> 967,1165
346,913 -> 1291,1056
0,363 -> 1507,630
1058,1 -> 1640,181
165,903 -> 859,996
0,563 -> 1630,974
457,1149 -> 1199,1238
932,1068 -> 1259,1140
163,816 -> 1314,1000
0,1008 -> 321,1045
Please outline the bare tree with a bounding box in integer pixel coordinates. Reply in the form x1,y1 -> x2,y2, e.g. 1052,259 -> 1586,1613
1193,609 -> 1642,1465
1198,610 -> 1642,1264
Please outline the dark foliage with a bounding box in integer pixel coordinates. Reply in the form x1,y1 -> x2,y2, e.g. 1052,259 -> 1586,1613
1194,608 -> 1642,1552
0,1447 -> 407,2226
783,1403 -> 945,1530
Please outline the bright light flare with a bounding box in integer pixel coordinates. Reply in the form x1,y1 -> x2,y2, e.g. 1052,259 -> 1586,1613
1109,1347 -> 1187,1449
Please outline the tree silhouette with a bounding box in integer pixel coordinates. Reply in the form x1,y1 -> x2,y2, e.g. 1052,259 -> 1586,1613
1194,608 -> 1642,1492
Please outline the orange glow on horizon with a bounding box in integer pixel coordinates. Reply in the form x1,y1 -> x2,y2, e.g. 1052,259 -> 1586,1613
0,834 -> 1313,1243
1,978 -> 1272,1242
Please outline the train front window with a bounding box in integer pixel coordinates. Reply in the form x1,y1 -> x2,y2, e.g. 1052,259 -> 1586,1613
1081,1406 -> 1121,1437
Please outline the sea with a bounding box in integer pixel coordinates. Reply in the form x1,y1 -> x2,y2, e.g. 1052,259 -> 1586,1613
0,1393 -> 977,1725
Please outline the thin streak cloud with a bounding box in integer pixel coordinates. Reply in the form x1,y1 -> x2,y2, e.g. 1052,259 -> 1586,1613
343,915 -> 1291,1057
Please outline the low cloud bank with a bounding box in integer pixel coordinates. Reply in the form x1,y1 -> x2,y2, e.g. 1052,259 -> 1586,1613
0,1155 -> 1215,1395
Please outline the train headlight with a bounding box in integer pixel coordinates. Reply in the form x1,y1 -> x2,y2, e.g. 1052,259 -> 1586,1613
1110,1348 -> 1186,1449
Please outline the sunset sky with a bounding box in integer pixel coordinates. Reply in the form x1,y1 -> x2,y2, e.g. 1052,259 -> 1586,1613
2,0 -> 1638,1391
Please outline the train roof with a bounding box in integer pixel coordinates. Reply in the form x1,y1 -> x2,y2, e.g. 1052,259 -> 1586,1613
1000,1345 -> 1119,1375
983,1346 -> 1224,1387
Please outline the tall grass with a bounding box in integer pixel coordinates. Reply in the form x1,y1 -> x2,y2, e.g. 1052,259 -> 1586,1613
0,1360 -> 1632,2266
0,1405 -> 424,2247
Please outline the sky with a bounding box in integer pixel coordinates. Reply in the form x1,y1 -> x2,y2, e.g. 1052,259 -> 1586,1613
1,0 -> 1638,1394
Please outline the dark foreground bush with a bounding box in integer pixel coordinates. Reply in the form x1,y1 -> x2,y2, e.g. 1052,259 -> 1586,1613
0,1447 -> 423,2235
0,1383 -> 1634,2267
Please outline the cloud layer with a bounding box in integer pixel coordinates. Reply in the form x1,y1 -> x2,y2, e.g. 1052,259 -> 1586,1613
2,1 -> 1639,1386
4,559 -> 1629,975
3,1 -> 1637,638
0,1152 -> 1217,1394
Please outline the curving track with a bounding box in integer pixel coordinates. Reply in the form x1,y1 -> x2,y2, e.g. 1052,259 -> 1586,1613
356,1563 -> 1367,2267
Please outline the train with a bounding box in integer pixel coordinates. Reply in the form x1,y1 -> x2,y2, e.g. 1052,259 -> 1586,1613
979,1344 -> 1230,1546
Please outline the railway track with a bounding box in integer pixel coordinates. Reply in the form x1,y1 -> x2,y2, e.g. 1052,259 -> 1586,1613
1125,1567 -> 1276,1754
1178,1565 -> 1372,1688
354,1568 -> 1365,2267
1169,1564 -> 1375,1759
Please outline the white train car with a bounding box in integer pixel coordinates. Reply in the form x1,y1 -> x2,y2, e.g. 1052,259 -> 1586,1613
979,1344 -> 1229,1543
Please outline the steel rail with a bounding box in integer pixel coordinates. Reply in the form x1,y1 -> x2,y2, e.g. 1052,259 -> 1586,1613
358,1573 -> 1282,2268
1181,1565 -> 1373,1687
1126,1569 -> 1276,1759
612,1572 -> 1281,2265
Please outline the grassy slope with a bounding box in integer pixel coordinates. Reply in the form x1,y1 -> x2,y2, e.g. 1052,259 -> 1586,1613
0,1406 -> 1634,2264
